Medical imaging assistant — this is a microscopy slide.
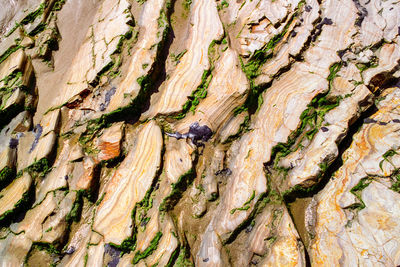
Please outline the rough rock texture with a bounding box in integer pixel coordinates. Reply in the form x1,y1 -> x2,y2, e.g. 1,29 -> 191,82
0,0 -> 399,266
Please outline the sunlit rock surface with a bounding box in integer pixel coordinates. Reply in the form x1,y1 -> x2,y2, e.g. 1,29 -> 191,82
309,87 -> 400,266
0,0 -> 399,266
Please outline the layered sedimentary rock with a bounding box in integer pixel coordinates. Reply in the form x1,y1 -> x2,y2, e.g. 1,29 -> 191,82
0,0 -> 399,266
51,0 -> 133,108
142,0 -> 224,118
309,87 -> 400,265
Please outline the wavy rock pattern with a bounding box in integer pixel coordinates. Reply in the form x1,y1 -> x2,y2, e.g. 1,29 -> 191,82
93,120 -> 162,245
52,0 -> 133,107
0,0 -> 399,266
142,0 -> 224,118
309,87 -> 400,265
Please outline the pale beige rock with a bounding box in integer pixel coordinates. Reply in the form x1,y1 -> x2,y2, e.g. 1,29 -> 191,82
197,67 -> 327,265
118,254 -> 134,267
2,87 -> 24,110
0,145 -> 16,175
197,0 -> 363,263
94,122 -> 124,162
164,138 -> 193,184
33,14 -> 59,59
17,130 -> 56,171
310,87 -> 400,266
278,83 -> 372,191
175,48 -> 248,132
72,157 -> 96,190
217,111 -> 248,143
59,211 -> 94,267
0,172 -> 31,218
1,0 -> 400,265
52,0 -> 132,107
34,140 -> 72,205
93,120 -> 163,244
254,208 -> 305,267
363,40 -> 400,85
0,190 -> 77,265
87,241 -> 105,267
142,0 -> 224,118
107,0 -> 169,112
0,49 -> 26,81
41,191 -> 76,243
0,111 -> 31,172
0,49 -> 33,96
40,109 -> 60,136
137,217 -> 179,266
236,0 -> 301,57
0,233 -> 32,267
202,145 -> 225,201
254,0 -> 319,86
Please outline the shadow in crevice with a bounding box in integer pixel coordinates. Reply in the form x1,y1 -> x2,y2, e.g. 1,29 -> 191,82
283,102 -> 378,203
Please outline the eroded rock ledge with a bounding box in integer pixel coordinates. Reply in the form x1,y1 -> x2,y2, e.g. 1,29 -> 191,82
0,0 -> 399,266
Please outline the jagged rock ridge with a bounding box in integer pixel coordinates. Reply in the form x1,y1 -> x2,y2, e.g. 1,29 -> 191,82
0,0 -> 399,266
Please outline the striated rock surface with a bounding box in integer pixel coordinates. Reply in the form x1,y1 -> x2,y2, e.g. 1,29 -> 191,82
309,87 -> 400,266
0,0 -> 399,266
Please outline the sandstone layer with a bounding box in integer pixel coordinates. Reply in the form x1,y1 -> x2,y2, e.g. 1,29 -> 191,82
0,0 -> 399,266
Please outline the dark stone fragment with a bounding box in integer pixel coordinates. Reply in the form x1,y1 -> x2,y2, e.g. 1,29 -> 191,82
99,87 -> 116,111
105,87 -> 116,104
140,218 -> 149,227
337,49 -> 346,58
104,243 -> 121,267
108,258 -> 119,267
188,122 -> 213,143
322,17 -> 333,25
392,119 -> 400,123
215,168 -> 232,176
305,5 -> 312,12
9,138 -> 19,148
245,224 -> 254,233
311,34 -> 317,42
166,122 -> 213,146
352,0 -> 368,27
29,124 -> 43,153
203,258 -> 209,262
290,31 -> 297,37
321,126 -> 329,132
99,103 -> 106,111
364,118 -> 377,124
65,246 -> 75,255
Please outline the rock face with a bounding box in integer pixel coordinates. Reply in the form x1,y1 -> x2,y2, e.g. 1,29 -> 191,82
0,0 -> 399,266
